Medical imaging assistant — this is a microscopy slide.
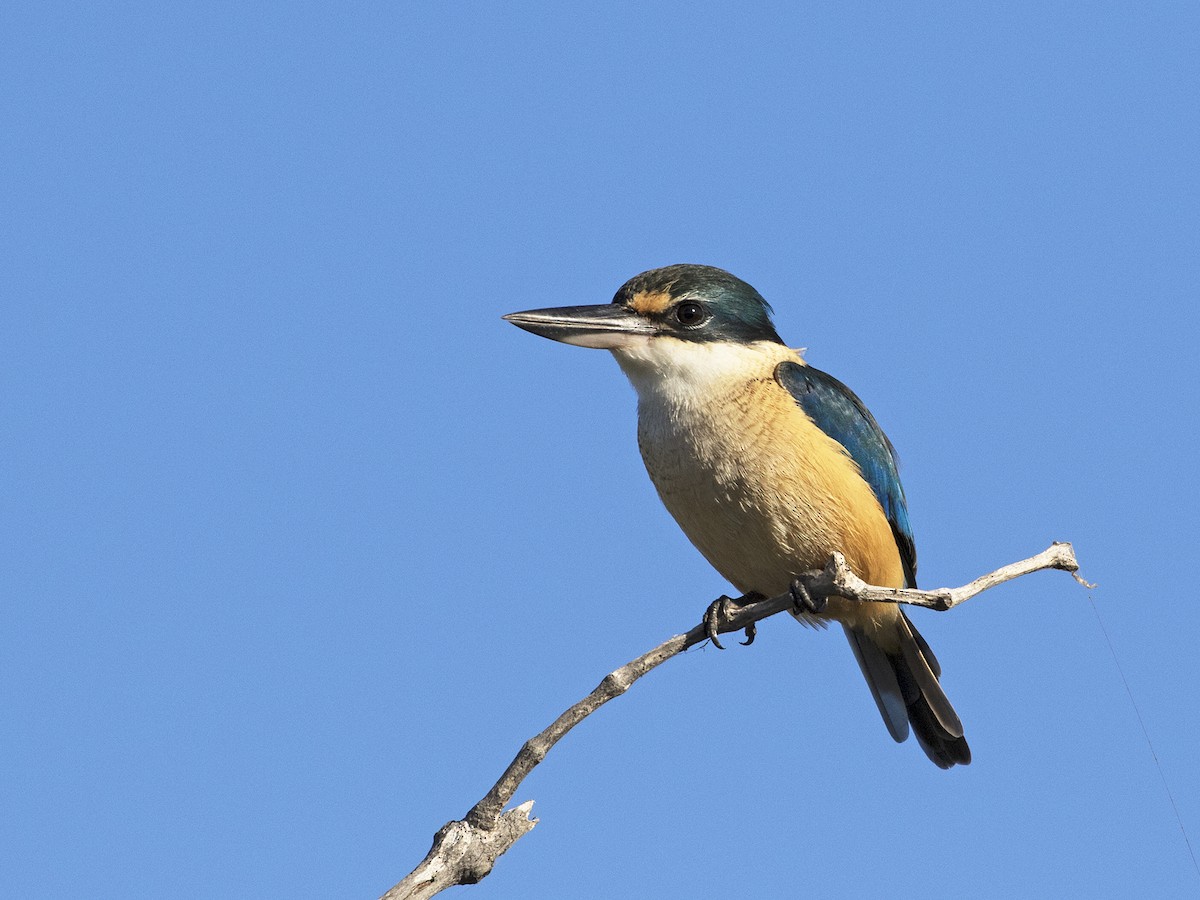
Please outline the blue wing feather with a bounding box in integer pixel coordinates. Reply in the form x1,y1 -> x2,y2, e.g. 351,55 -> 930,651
775,361 -> 917,587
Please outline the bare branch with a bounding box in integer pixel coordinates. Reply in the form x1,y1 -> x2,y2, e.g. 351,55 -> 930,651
788,540 -> 1092,612
380,542 -> 1088,899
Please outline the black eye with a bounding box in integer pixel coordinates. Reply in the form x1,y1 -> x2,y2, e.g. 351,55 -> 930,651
675,301 -> 706,326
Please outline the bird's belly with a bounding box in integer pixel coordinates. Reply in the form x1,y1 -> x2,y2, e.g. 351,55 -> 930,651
643,442 -> 828,595
637,389 -> 903,598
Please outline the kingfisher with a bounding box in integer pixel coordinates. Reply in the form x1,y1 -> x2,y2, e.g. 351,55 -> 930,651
503,264 -> 970,768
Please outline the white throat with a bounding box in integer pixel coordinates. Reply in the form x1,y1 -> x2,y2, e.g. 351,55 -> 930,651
612,337 -> 799,406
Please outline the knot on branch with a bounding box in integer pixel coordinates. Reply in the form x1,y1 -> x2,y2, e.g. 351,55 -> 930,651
600,670 -> 632,695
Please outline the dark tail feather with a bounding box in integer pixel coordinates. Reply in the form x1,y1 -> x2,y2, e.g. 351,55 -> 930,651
845,627 -> 910,742
843,613 -> 971,769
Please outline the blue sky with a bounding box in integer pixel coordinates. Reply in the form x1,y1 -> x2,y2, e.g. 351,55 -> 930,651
4,2 -> 1199,897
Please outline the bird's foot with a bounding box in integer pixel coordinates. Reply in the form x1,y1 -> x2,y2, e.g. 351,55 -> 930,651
703,596 -> 735,649
703,593 -> 762,649
790,575 -> 827,615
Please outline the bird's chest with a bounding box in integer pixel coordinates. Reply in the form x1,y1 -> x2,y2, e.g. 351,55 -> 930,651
636,387 -> 773,521
635,378 -> 864,594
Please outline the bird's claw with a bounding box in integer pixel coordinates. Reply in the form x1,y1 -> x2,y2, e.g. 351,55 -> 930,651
790,575 -> 827,614
704,595 -> 761,648
703,596 -> 734,649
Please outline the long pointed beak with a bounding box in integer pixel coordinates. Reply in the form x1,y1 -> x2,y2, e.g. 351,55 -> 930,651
502,304 -> 656,350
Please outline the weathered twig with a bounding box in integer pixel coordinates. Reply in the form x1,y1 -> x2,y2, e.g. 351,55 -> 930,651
381,542 -> 1088,899
791,540 -> 1094,612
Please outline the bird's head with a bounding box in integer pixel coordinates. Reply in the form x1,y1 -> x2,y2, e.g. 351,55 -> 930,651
503,264 -> 784,356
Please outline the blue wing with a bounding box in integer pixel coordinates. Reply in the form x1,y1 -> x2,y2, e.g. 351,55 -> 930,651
775,361 -> 916,587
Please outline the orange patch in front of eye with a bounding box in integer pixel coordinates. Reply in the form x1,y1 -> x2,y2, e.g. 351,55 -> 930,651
626,290 -> 674,316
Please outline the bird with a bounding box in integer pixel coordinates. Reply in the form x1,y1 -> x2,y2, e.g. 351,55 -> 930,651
503,264 -> 970,768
